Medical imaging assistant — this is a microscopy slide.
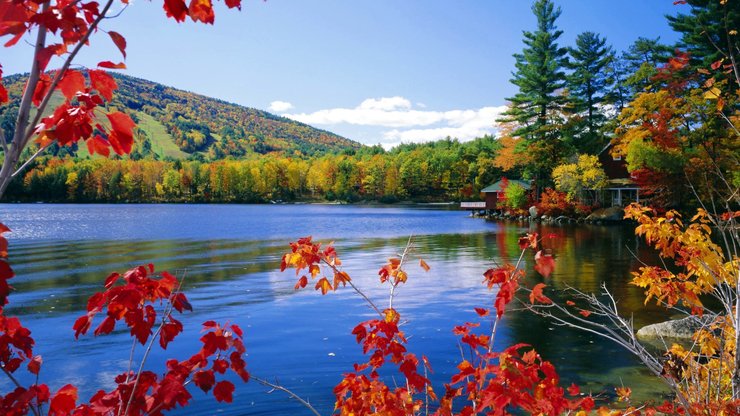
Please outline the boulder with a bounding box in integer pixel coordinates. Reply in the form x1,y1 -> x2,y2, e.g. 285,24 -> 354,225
636,316 -> 712,339
529,205 -> 539,219
586,206 -> 625,223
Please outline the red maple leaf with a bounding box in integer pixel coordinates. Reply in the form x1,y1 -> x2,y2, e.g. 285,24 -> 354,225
88,70 -> 117,101
58,70 -> 86,99
529,283 -> 552,304
49,384 -> 77,416
534,250 -> 555,278
213,380 -> 235,403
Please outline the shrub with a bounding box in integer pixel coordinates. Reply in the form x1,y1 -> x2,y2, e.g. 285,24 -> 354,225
537,188 -> 574,217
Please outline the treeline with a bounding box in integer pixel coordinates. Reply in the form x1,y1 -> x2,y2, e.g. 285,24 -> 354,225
5,138 -> 505,203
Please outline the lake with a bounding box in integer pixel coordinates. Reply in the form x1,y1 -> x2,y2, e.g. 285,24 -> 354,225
0,204 -> 671,414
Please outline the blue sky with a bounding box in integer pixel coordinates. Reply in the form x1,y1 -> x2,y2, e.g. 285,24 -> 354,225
5,0 -> 683,147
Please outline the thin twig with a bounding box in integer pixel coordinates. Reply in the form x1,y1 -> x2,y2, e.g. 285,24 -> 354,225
321,257 -> 383,317
121,271 -> 186,416
11,140 -> 56,178
252,376 -> 323,416
390,235 -> 414,310
0,126 -> 7,155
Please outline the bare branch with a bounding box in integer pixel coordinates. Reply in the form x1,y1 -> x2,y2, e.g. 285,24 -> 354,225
252,376 -> 323,416
389,235 -> 414,310
320,256 -> 383,318
11,140 -> 56,179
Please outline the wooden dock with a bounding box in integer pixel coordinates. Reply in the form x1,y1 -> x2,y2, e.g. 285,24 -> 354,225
460,201 -> 486,210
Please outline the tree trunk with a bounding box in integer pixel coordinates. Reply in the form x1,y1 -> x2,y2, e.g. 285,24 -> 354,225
0,2 -> 49,200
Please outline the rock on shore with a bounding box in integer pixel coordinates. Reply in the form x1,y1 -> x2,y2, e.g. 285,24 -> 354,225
636,316 -> 712,339
585,206 -> 625,223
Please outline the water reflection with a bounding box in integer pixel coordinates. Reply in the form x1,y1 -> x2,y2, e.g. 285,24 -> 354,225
0,205 -> 674,414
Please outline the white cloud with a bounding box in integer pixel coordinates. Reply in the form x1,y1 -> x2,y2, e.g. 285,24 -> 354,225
379,106 -> 507,149
282,98 -> 507,149
268,100 -> 294,112
358,96 -> 411,111
287,107 -> 440,128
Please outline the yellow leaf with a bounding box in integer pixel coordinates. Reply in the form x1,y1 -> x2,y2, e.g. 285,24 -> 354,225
704,86 -> 721,100
314,277 -> 332,295
419,259 -> 430,272
383,308 -> 399,323
616,386 -> 631,402
394,270 -> 407,284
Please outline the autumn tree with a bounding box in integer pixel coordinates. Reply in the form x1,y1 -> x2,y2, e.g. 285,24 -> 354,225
551,154 -> 608,203
492,113 -> 530,177
614,7 -> 739,209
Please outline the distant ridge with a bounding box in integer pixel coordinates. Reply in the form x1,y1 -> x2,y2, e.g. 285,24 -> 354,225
0,72 -> 361,160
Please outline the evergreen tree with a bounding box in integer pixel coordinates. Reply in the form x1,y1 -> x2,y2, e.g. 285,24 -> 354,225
502,0 -> 568,140
667,0 -> 740,71
604,55 -> 630,113
566,32 -> 615,154
499,0 -> 569,189
621,37 -> 673,95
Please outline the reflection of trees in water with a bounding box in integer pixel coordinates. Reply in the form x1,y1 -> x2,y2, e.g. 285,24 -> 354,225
8,223 -> 669,322
499,221 -> 671,400
7,239 -> 289,314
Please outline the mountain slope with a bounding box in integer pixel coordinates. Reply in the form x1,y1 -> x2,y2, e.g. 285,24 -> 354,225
0,72 -> 360,160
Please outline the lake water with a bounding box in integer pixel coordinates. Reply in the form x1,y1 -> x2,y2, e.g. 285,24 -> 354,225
0,204 -> 671,414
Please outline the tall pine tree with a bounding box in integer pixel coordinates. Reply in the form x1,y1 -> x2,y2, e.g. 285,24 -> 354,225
566,32 -> 615,154
499,0 -> 569,188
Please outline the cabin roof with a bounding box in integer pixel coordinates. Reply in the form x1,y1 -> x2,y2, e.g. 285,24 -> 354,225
481,179 -> 531,193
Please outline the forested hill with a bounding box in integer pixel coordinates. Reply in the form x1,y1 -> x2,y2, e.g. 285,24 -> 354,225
1,72 -> 360,160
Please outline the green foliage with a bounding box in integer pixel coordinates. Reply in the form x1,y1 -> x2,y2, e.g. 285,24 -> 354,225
502,183 -> 527,210
620,37 -> 673,96
501,0 -> 568,139
624,138 -> 686,174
